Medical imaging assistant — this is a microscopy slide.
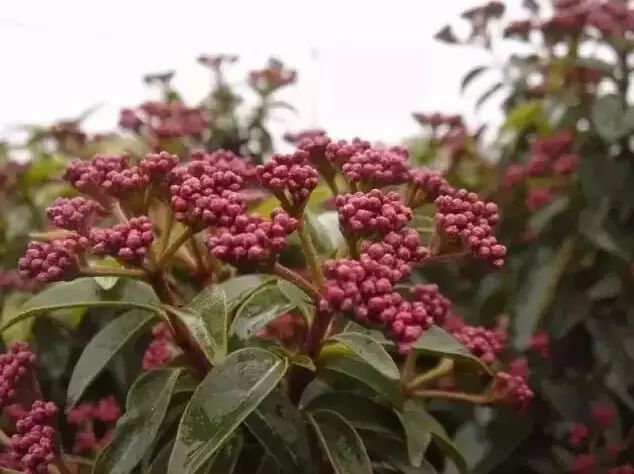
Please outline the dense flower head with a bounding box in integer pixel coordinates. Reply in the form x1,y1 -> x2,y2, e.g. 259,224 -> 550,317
450,323 -> 507,364
325,138 -> 372,167
492,371 -> 534,408
410,284 -> 452,326
568,453 -> 595,474
63,154 -> 128,195
122,101 -> 209,139
590,402 -> 615,430
256,150 -> 319,206
285,128 -> 328,145
73,430 -> 97,454
118,108 -> 142,131
342,147 -> 410,186
206,209 -> 298,266
197,53 -> 238,69
143,322 -> 177,370
19,234 -> 87,285
256,313 -> 307,349
412,112 -> 463,129
66,403 -> 95,426
249,58 -> 297,92
95,396 -> 121,423
360,229 -> 429,282
507,357 -> 530,379
10,400 -> 58,474
504,19 -> 533,38
102,166 -> 149,196
169,158 -> 246,229
336,189 -> 412,236
568,422 -> 589,447
192,149 -> 256,182
435,189 -> 505,267
46,197 -> 105,233
0,343 -> 36,408
139,151 -> 179,181
90,216 -> 154,265
409,167 -> 454,203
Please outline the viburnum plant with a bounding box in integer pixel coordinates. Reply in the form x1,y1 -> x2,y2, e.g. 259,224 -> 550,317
0,127 -> 530,473
432,0 -> 634,472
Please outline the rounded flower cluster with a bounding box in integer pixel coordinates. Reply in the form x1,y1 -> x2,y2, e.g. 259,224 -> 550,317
169,158 -> 246,229
90,216 -> 154,265
10,400 -> 58,474
143,323 -> 177,370
18,234 -> 87,284
0,268 -> 36,293
248,58 -> 297,92
411,284 -> 452,326
139,151 -> 179,181
63,154 -> 128,195
590,402 -> 615,430
256,150 -> 318,208
320,254 -> 433,353
325,138 -> 372,167
0,343 -> 36,408
336,189 -> 412,236
46,197 -> 105,233
120,101 -> 209,139
102,166 -> 149,197
256,313 -> 307,350
450,324 -> 507,364
409,167 -> 454,203
192,150 -> 256,182
568,422 -> 589,447
569,454 -> 596,474
206,209 -> 298,266
492,371 -> 534,408
341,147 -> 410,186
529,329 -> 550,358
294,131 -> 331,158
435,189 -> 506,267
412,112 -> 463,129
360,229 -> 429,282
66,396 -> 121,454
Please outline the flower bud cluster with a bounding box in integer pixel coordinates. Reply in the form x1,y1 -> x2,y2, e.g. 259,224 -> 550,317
90,216 -> 154,265
0,343 -> 36,408
169,158 -> 246,229
143,323 -> 178,370
63,154 -> 128,196
256,150 -> 319,208
66,396 -> 121,454
341,147 -> 410,186
119,101 -> 209,139
492,370 -> 534,408
408,167 -> 454,204
248,58 -> 297,93
412,113 -> 463,129
18,234 -> 87,284
325,138 -> 372,167
139,151 -> 180,181
336,189 -> 412,236
256,313 -> 307,350
450,323 -> 507,364
435,189 -> 506,267
102,166 -> 149,196
0,268 -> 37,293
9,400 -> 58,474
528,329 -> 550,358
192,149 -> 256,182
410,284 -> 452,326
46,197 -> 105,233
360,229 -> 428,282
206,209 -> 298,266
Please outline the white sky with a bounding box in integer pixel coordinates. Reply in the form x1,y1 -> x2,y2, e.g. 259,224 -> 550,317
0,0 -> 526,146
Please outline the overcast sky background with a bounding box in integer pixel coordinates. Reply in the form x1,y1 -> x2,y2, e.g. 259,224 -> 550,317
0,0 -> 528,146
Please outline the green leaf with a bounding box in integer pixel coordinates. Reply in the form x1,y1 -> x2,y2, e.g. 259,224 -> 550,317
3,278 -> 161,333
329,332 -> 400,380
218,275 -> 274,311
513,240 -> 574,349
94,368 -> 181,474
460,66 -> 487,94
277,279 -> 314,320
404,401 -> 466,474
588,273 -> 622,300
67,309 -> 159,408
149,440 -> 175,474
1,294 -> 32,344
244,389 -> 313,473
189,286 -> 229,364
230,285 -> 295,339
94,276 -> 120,291
305,392 -> 402,437
592,94 -> 634,142
168,348 -> 288,474
305,210 -> 341,257
307,409 -> 372,474
343,322 -> 491,374
394,405 -> 432,467
321,354 -> 403,407
205,433 -> 244,474
528,196 -> 569,233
